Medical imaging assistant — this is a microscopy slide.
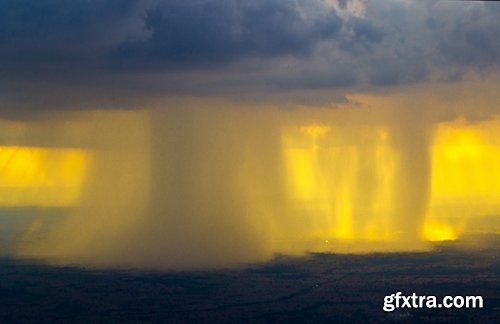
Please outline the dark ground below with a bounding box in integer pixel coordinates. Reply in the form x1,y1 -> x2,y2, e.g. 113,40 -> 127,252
0,236 -> 499,324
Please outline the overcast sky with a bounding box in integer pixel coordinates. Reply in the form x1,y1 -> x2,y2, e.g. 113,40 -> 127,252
1,0 -> 499,115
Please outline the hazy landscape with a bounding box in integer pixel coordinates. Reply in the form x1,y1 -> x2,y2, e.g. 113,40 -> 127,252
1,235 -> 498,323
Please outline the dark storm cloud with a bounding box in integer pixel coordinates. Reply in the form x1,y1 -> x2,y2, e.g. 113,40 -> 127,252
0,0 -> 150,70
431,2 -> 500,69
113,0 -> 342,69
0,0 -> 343,114
0,0 -> 341,73
1,0 -> 500,115
332,0 -> 500,86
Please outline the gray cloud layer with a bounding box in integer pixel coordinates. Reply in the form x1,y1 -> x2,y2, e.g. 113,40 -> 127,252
1,0 -> 500,115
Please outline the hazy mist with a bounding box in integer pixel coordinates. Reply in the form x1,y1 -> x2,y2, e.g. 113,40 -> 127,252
0,81 -> 497,269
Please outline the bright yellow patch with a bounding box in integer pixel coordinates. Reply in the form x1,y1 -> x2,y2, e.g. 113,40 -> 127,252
422,219 -> 459,242
0,146 -> 90,207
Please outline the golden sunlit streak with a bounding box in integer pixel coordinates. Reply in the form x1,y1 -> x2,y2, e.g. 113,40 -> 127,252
422,218 -> 461,242
424,117 -> 500,240
282,122 -> 399,246
299,125 -> 331,137
0,146 -> 90,207
431,119 -> 500,199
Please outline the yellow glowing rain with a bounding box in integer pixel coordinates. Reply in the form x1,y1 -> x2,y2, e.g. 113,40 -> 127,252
282,116 -> 500,246
2,92 -> 500,269
425,118 -> 500,240
0,146 -> 89,207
